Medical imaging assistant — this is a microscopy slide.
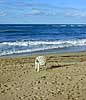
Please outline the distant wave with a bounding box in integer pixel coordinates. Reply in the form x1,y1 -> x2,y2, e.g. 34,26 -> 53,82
0,39 -> 86,46
0,30 -> 28,33
0,41 -> 29,46
0,39 -> 86,56
52,24 -> 86,28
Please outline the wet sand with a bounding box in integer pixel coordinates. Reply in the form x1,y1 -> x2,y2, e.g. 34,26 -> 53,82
0,52 -> 86,100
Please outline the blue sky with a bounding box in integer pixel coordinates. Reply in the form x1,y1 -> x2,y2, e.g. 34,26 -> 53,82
0,0 -> 86,24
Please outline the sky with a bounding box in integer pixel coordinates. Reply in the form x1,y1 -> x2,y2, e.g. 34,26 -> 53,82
0,0 -> 86,24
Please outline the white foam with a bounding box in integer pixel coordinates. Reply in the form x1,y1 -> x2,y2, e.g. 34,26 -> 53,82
0,39 -> 86,56
0,39 -> 86,47
0,41 -> 29,46
29,39 -> 86,46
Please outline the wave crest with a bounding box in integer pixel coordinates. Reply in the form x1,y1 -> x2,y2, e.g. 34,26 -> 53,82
0,39 -> 86,56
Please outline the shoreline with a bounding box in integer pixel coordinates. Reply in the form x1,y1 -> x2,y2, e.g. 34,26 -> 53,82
1,44 -> 86,58
0,51 -> 86,100
1,50 -> 86,59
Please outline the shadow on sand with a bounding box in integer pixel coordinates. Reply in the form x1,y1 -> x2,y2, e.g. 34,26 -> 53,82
48,64 -> 73,69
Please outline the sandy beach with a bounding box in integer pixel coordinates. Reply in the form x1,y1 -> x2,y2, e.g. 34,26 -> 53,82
0,52 -> 86,100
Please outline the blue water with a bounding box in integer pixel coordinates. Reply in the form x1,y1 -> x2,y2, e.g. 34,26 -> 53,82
0,24 -> 86,56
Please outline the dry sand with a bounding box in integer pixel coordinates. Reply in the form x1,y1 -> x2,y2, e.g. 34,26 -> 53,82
0,52 -> 86,100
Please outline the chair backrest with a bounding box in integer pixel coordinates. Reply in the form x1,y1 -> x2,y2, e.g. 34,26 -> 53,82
36,56 -> 46,65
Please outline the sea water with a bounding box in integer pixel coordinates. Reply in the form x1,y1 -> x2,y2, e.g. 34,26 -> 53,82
0,24 -> 86,56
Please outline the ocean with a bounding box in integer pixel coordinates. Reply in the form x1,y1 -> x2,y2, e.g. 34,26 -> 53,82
0,24 -> 86,57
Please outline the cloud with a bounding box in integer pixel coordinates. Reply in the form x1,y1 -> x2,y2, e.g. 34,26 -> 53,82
23,3 -> 86,18
17,2 -> 46,6
26,9 -> 57,16
15,2 -> 45,8
6,1 -> 86,18
26,9 -> 45,15
15,2 -> 33,7
65,9 -> 86,17
0,11 -> 6,16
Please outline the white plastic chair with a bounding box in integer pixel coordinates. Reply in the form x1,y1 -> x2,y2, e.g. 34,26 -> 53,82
35,56 -> 46,72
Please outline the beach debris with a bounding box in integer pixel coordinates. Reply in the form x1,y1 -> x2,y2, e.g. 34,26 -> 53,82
35,56 -> 46,72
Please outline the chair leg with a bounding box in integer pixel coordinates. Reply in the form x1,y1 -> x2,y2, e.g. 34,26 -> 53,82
35,61 -> 37,70
37,63 -> 40,72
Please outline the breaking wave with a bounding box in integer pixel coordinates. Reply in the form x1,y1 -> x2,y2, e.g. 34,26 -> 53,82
0,39 -> 86,56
